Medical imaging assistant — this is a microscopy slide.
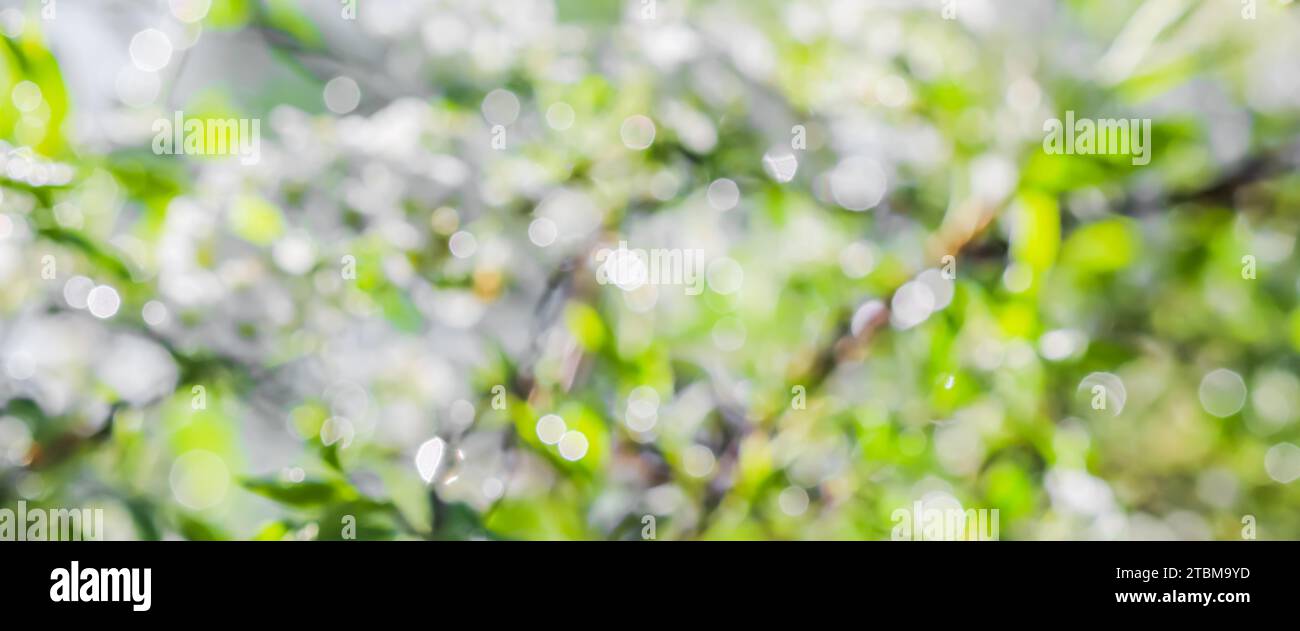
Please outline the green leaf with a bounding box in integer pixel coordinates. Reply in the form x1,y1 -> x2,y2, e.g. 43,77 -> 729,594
565,302 -> 608,351
319,441 -> 343,472
555,0 -> 622,24
177,513 -> 229,541
228,195 -> 286,246
1060,218 -> 1137,274
263,0 -> 325,49
207,0 -> 254,29
252,520 -> 296,541
241,476 -> 358,507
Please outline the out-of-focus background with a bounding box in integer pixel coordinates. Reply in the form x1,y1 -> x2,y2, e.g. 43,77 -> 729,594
0,0 -> 1298,540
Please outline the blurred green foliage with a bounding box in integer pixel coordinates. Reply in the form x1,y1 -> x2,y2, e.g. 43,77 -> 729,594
0,0 -> 1298,542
